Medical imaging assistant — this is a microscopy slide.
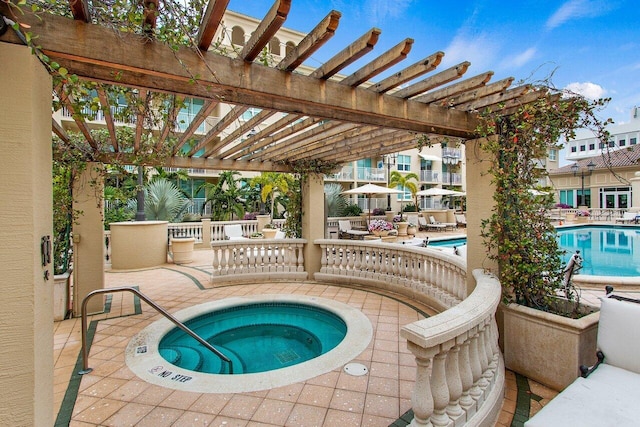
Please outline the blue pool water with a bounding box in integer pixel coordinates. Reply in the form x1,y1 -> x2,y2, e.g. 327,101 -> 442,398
429,225 -> 640,277
158,302 -> 347,374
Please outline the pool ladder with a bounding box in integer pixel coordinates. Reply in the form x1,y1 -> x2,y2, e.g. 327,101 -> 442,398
78,286 -> 233,375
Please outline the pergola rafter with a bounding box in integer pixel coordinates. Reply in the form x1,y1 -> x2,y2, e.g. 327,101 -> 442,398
0,0 -> 545,172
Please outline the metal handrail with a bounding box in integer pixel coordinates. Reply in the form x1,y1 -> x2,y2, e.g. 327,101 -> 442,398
78,286 -> 233,375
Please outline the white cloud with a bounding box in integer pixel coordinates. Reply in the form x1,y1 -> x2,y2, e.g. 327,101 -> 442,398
441,32 -> 499,73
500,47 -> 537,69
546,0 -> 614,30
364,0 -> 413,24
564,82 -> 607,99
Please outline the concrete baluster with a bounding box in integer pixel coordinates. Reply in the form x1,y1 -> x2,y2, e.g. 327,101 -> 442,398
297,243 -> 304,272
458,333 -> 476,417
407,343 -> 438,427
430,347 -> 452,427
468,329 -> 484,404
445,341 -> 465,424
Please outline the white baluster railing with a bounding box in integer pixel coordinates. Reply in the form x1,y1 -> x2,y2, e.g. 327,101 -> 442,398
210,238 -> 307,283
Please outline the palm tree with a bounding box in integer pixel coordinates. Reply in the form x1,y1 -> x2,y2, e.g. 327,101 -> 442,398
142,178 -> 191,222
325,183 -> 349,217
197,170 -> 246,220
388,170 -> 419,221
251,172 -> 292,223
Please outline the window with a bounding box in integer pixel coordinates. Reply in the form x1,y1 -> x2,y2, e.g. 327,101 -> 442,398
589,143 -> 595,150
241,107 -> 261,121
231,26 -> 245,46
631,137 -> 637,145
579,145 -> 586,152
396,186 -> 412,201
608,140 -> 615,148
599,142 -> 605,149
548,149 -> 557,161
397,155 -> 411,171
420,159 -> 432,171
269,37 -> 281,56
570,146 -> 577,153
619,139 -> 626,147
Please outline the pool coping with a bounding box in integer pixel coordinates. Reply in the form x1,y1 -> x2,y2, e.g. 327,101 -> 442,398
125,294 -> 374,393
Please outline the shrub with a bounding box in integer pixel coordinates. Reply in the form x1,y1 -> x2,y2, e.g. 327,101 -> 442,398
368,219 -> 393,232
243,212 -> 257,220
403,203 -> 418,212
343,203 -> 363,216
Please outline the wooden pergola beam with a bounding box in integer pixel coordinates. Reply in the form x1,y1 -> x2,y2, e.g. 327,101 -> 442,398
285,126 -> 384,161
240,0 -> 291,62
340,38 -> 414,87
157,95 -> 183,150
223,114 -> 300,159
172,99 -> 220,155
200,106 -> 249,157
370,51 -> 444,93
309,28 -> 381,79
254,121 -> 351,161
52,118 -> 70,142
278,10 -> 341,71
448,77 -> 514,109
229,117 -> 320,161
393,61 -> 470,99
196,0 -> 230,51
96,152 -> 293,173
56,87 -> 97,150
322,131 -> 417,162
200,109 -> 277,157
68,0 -> 90,22
455,84 -> 532,111
133,89 -> 149,152
96,86 -> 118,151
413,71 -> 494,104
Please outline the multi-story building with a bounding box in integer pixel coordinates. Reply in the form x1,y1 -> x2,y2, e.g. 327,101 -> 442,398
549,107 -> 640,209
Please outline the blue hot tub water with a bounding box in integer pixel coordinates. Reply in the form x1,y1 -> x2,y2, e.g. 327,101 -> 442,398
159,302 -> 347,375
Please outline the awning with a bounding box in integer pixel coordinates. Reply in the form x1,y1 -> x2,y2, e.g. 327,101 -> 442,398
418,153 -> 441,162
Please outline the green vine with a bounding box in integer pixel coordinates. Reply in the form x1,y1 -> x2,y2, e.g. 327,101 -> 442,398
475,90 -> 610,316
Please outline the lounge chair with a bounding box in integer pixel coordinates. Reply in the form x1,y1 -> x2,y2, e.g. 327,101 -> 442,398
224,224 -> 248,240
338,220 -> 370,239
417,216 -> 432,231
428,215 -> 451,231
615,212 -> 639,224
455,213 -> 467,227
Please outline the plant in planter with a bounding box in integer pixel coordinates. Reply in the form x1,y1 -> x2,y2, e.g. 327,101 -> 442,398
475,89 -> 610,390
368,219 -> 394,236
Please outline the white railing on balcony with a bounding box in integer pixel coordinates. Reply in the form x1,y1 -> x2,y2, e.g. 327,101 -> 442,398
325,166 -> 354,181
356,167 -> 387,182
210,238 -> 307,283
442,172 -> 463,186
420,170 -> 440,183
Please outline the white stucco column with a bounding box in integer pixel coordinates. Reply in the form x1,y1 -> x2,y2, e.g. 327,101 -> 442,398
0,42 -> 53,427
302,173 -> 325,275
465,137 -> 498,294
73,162 -> 106,315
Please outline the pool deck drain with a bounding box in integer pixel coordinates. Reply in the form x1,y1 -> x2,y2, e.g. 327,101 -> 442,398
344,362 -> 369,376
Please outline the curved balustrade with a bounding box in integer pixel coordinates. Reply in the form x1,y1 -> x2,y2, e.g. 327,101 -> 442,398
168,222 -> 204,242
210,238 -> 307,283
314,240 -> 503,426
401,270 -> 503,426
314,240 -> 466,311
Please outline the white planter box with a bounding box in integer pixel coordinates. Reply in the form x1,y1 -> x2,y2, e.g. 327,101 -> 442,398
53,272 -> 70,321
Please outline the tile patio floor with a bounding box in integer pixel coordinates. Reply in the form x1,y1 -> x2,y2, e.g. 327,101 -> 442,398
53,229 -> 640,426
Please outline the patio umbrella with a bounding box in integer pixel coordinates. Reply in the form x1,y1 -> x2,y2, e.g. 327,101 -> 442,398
342,183 -> 402,222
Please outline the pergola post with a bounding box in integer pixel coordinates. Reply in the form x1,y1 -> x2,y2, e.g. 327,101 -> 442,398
0,42 -> 53,427
72,162 -> 106,315
302,173 -> 325,275
465,137 -> 498,295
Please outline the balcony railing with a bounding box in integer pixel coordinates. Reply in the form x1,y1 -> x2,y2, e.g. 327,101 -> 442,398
325,166 -> 354,181
420,170 -> 440,183
356,167 -> 386,182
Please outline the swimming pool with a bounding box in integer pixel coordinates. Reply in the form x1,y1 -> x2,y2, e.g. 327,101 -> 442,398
430,225 -> 640,277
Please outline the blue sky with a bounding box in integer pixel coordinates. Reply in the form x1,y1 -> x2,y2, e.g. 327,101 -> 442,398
227,0 -> 639,125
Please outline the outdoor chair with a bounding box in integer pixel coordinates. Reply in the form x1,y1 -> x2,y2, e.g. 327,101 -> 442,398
455,213 -> 467,227
427,216 -> 447,232
615,212 -> 639,224
224,224 -> 248,240
338,220 -> 370,239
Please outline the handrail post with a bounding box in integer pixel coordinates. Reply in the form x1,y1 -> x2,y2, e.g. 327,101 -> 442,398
78,286 -> 233,375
